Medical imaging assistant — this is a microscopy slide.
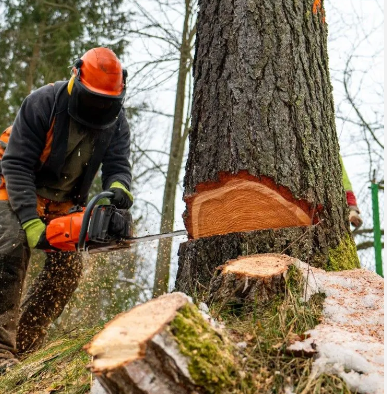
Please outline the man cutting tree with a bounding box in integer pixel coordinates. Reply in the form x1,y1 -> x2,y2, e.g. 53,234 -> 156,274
0,47 -> 133,372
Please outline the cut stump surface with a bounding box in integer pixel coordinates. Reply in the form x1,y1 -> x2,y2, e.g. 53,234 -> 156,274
85,292 -> 200,394
209,253 -> 295,307
85,292 -> 190,373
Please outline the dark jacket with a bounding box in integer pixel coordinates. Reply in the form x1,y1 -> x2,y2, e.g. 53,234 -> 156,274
1,81 -> 132,224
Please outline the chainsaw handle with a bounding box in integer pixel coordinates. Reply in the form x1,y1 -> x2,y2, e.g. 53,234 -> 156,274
77,191 -> 115,252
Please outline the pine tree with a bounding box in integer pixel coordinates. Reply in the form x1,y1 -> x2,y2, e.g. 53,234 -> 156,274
176,0 -> 360,295
0,0 -> 130,131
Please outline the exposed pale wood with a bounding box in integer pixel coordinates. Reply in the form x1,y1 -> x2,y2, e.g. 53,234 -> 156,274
209,254 -> 295,307
84,292 -> 201,394
85,293 -> 190,373
222,254 -> 292,277
188,178 -> 311,239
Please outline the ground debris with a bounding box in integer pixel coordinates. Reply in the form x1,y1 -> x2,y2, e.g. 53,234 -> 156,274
288,261 -> 384,393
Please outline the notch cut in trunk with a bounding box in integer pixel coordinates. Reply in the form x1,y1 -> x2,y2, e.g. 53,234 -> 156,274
184,171 -> 316,239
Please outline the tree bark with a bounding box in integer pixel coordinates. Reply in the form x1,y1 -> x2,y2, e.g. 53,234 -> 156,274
176,0 -> 359,295
153,1 -> 195,297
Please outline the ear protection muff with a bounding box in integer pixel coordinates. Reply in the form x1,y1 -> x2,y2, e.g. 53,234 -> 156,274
67,58 -> 83,95
123,69 -> 128,88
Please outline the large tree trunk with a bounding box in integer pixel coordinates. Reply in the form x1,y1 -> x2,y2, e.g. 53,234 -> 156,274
176,0 -> 359,295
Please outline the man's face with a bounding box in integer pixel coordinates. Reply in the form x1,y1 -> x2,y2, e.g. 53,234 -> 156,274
68,77 -> 125,130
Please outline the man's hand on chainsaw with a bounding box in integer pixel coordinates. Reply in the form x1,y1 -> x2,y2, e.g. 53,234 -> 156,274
108,181 -> 134,209
108,210 -> 133,238
349,206 -> 363,229
22,219 -> 49,249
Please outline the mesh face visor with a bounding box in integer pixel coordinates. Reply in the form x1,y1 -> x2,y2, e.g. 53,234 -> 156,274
68,78 -> 125,129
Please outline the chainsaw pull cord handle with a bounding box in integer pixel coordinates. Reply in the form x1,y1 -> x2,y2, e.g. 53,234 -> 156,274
77,191 -> 115,252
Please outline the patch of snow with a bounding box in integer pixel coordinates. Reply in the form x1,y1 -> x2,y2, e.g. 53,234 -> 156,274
236,341 -> 247,349
198,302 -> 209,313
284,386 -> 295,394
340,372 -> 384,394
198,309 -> 225,331
290,260 -> 384,393
90,379 -> 108,394
362,294 -> 380,308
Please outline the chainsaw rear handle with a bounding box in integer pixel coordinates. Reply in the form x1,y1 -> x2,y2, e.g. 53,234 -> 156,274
77,191 -> 114,252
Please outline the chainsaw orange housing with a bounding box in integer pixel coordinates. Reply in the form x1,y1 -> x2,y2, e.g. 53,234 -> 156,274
46,211 -> 87,251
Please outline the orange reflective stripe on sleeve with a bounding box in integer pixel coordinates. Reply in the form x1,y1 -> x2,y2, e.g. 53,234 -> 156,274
0,189 -> 8,200
1,105 -> 54,201
0,176 -> 8,200
0,127 -> 11,200
0,126 -> 12,158
1,126 -> 12,144
39,117 -> 55,163
0,190 -> 8,200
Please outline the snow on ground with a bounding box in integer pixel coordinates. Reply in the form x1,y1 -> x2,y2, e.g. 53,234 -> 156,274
288,261 -> 384,394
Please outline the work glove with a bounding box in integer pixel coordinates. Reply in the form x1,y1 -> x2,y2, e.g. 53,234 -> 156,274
349,206 -> 363,229
108,181 -> 134,210
22,219 -> 49,249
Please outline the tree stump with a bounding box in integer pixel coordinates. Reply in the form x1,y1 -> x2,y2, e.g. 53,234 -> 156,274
209,254 -> 295,308
84,292 -> 237,394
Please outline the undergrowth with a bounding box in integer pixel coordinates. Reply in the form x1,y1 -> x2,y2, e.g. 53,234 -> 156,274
0,326 -> 101,394
0,266 -> 355,393
213,265 -> 353,393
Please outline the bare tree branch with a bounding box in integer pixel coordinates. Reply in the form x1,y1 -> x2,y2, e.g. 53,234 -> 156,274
353,228 -> 384,237
343,56 -> 384,150
356,241 -> 384,251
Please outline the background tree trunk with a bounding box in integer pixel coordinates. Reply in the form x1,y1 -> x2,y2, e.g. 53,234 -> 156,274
176,0 -> 359,295
153,0 -> 196,297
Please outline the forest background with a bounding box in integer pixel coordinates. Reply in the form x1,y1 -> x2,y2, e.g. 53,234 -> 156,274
0,0 -> 384,332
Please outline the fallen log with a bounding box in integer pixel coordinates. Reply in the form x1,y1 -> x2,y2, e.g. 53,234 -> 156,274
208,254 -> 295,308
85,292 -> 237,394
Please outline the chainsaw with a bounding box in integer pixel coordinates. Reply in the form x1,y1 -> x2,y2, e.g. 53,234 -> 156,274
45,191 -> 187,254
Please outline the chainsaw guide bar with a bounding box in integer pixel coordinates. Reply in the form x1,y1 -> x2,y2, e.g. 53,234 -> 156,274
86,230 -> 188,254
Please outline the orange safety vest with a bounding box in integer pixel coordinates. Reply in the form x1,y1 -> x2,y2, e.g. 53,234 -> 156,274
0,119 -> 55,200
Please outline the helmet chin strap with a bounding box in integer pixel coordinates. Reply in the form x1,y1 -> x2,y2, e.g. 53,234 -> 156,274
67,75 -> 76,95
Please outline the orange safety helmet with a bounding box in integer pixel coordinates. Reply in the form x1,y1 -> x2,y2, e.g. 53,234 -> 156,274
68,47 -> 128,129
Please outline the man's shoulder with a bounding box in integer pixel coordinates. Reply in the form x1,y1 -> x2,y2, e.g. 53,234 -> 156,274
23,84 -> 55,111
28,81 -> 67,101
30,83 -> 55,97
117,109 -> 129,130
24,81 -> 69,117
